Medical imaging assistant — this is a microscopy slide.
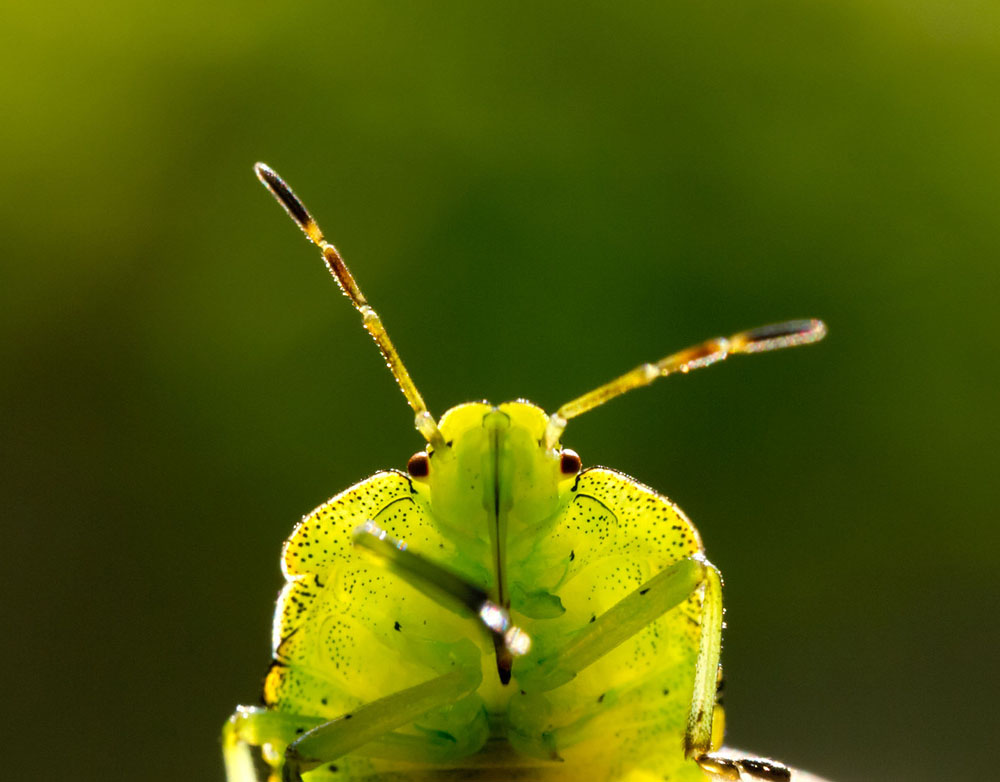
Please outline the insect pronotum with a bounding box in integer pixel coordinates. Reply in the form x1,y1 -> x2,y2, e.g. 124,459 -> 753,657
222,163 -> 828,782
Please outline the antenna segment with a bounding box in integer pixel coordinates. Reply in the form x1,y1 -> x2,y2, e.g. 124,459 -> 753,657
544,319 -> 827,449
254,163 -> 444,448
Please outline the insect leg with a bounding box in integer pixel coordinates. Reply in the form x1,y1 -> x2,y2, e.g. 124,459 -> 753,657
514,554 -> 714,694
223,706 -> 324,782
280,655 -> 483,781
508,555 -> 724,767
679,569 -> 791,781
697,752 -> 793,782
224,699 -> 489,782
684,557 -> 723,758
354,521 -> 531,658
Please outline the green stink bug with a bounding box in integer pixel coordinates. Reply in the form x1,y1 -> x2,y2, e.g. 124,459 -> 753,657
222,164 -> 827,782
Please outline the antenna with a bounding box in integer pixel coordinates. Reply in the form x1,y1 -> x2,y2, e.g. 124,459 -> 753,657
544,319 -> 827,448
254,163 -> 444,448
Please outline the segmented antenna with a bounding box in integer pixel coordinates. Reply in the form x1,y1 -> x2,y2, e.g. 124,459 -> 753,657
254,163 -> 444,448
544,319 -> 827,448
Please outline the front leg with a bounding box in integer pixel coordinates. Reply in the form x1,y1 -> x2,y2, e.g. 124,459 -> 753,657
514,554 -> 717,696
512,554 -> 727,770
224,707 -> 322,782
282,652 -> 483,781
225,696 -> 490,782
684,568 -> 790,781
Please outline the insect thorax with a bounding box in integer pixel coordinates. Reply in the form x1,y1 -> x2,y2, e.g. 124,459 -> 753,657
266,398 -> 706,778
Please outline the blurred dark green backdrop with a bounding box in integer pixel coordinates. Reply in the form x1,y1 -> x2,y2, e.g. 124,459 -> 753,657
3,2 -> 997,781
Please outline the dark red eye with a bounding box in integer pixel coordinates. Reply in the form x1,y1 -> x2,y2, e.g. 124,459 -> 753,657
560,449 -> 582,475
407,452 -> 430,478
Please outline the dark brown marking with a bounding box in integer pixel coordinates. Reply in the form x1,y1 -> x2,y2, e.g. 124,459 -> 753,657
495,636 -> 513,685
254,163 -> 314,233
743,320 -> 816,343
560,449 -> 582,475
675,339 -> 725,365
739,758 -> 792,781
407,452 -> 430,478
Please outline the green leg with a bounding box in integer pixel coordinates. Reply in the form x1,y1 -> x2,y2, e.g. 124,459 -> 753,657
685,557 -> 723,759
282,661 -> 483,781
223,695 -> 490,782
661,563 -> 789,780
513,554 -> 727,766
515,554 -> 714,693
225,527 -> 500,782
224,706 -> 323,782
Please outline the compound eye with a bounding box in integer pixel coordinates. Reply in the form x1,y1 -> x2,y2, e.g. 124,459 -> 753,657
407,451 -> 430,479
560,449 -> 582,476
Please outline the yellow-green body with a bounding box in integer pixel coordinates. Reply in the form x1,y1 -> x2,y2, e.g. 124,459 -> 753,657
225,401 -> 718,781
225,163 -> 824,782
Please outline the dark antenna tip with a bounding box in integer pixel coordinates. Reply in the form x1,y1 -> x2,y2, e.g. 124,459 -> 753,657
253,162 -> 322,244
735,318 -> 827,353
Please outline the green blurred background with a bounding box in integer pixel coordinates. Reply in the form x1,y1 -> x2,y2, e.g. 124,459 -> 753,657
3,2 -> 997,780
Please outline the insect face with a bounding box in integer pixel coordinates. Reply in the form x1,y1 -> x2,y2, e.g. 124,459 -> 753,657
414,402 -> 572,557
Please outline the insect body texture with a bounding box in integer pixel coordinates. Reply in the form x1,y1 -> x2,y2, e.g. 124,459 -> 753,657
223,164 -> 827,782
